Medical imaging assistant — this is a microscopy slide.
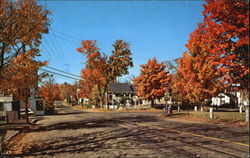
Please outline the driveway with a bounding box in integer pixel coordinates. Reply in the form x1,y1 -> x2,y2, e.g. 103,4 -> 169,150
3,105 -> 249,158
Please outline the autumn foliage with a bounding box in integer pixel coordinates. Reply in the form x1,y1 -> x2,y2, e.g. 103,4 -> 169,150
192,0 -> 248,89
172,52 -> 221,105
59,82 -> 79,104
0,0 -> 50,95
39,80 -> 61,108
171,0 -> 249,105
77,40 -> 107,106
77,40 -> 133,107
133,58 -> 171,106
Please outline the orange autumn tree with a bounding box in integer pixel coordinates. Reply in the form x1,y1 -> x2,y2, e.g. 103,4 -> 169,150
0,0 -> 50,93
201,0 -> 249,89
79,69 -> 103,106
59,83 -> 70,103
133,58 -> 172,106
77,40 -> 133,107
39,78 -> 61,111
172,0 -> 249,107
172,51 -> 221,106
182,24 -> 222,105
67,82 -> 79,104
59,82 -> 79,104
77,40 -> 107,107
171,53 -> 192,105
170,70 -> 187,105
4,49 -> 47,99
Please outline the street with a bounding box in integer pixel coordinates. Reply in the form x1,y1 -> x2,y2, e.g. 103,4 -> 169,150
3,105 -> 249,158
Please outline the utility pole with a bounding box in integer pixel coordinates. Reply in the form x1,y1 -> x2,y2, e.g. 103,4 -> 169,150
24,88 -> 30,124
23,45 -> 29,124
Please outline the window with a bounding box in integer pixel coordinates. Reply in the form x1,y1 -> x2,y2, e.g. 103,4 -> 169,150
0,102 -> 3,111
36,100 -> 43,111
221,100 -> 225,105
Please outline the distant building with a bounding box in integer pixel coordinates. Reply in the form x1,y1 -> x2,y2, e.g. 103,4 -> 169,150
0,92 -> 19,113
0,87 -> 45,115
108,82 -> 166,108
108,82 -> 137,108
211,93 -> 238,107
211,91 -> 249,107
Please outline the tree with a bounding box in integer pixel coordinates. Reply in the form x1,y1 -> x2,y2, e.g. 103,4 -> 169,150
59,83 -> 70,102
77,40 -> 107,107
108,40 -> 133,81
67,82 -> 79,104
0,0 -> 49,123
0,0 -> 49,92
201,0 -> 249,89
59,82 -> 79,105
133,58 -> 171,106
163,58 -> 179,74
77,40 -> 133,107
39,77 -> 61,112
172,0 -> 249,107
172,52 -> 221,106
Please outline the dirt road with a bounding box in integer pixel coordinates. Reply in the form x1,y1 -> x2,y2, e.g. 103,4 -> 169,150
3,105 -> 249,158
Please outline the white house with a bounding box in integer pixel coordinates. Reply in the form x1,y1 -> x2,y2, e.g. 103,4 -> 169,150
211,92 -> 248,107
228,91 -> 249,107
108,82 -> 167,109
0,87 -> 45,115
19,87 -> 45,115
108,82 -> 137,108
78,98 -> 89,105
0,92 -> 16,111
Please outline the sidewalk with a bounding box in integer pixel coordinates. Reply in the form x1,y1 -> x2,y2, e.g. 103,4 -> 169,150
0,117 -> 38,144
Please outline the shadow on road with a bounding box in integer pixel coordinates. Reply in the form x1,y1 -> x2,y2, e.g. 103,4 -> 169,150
3,113 -> 249,157
46,111 -> 88,116
31,115 -> 159,132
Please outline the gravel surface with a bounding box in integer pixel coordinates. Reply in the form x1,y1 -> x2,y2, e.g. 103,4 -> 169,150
3,105 -> 249,158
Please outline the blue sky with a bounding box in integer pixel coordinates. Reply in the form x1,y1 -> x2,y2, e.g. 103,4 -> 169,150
38,1 -> 205,84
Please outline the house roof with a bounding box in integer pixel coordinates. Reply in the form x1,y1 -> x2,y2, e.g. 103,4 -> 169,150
109,83 -> 136,94
223,93 -> 238,99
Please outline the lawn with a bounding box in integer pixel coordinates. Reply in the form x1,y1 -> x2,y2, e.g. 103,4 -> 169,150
168,110 -> 247,126
188,111 -> 245,122
0,120 -> 6,124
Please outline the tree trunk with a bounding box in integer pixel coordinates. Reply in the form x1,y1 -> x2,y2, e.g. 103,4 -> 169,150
106,91 -> 109,109
99,97 -> 103,108
0,44 -> 5,68
25,98 -> 29,124
98,85 -> 103,108
150,99 -> 154,108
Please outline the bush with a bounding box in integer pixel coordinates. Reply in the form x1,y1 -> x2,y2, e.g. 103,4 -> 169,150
81,103 -> 92,108
45,107 -> 55,115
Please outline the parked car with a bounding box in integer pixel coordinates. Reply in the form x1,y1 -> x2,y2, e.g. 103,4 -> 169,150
152,104 -> 165,109
20,108 -> 34,118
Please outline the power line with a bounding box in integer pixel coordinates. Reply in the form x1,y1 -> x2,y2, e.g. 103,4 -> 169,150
53,34 -> 80,45
40,45 -> 52,59
43,38 -> 64,66
45,36 -> 62,62
50,29 -> 68,62
48,33 -> 65,63
40,68 -> 83,81
51,28 -> 82,42
44,66 -> 81,78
